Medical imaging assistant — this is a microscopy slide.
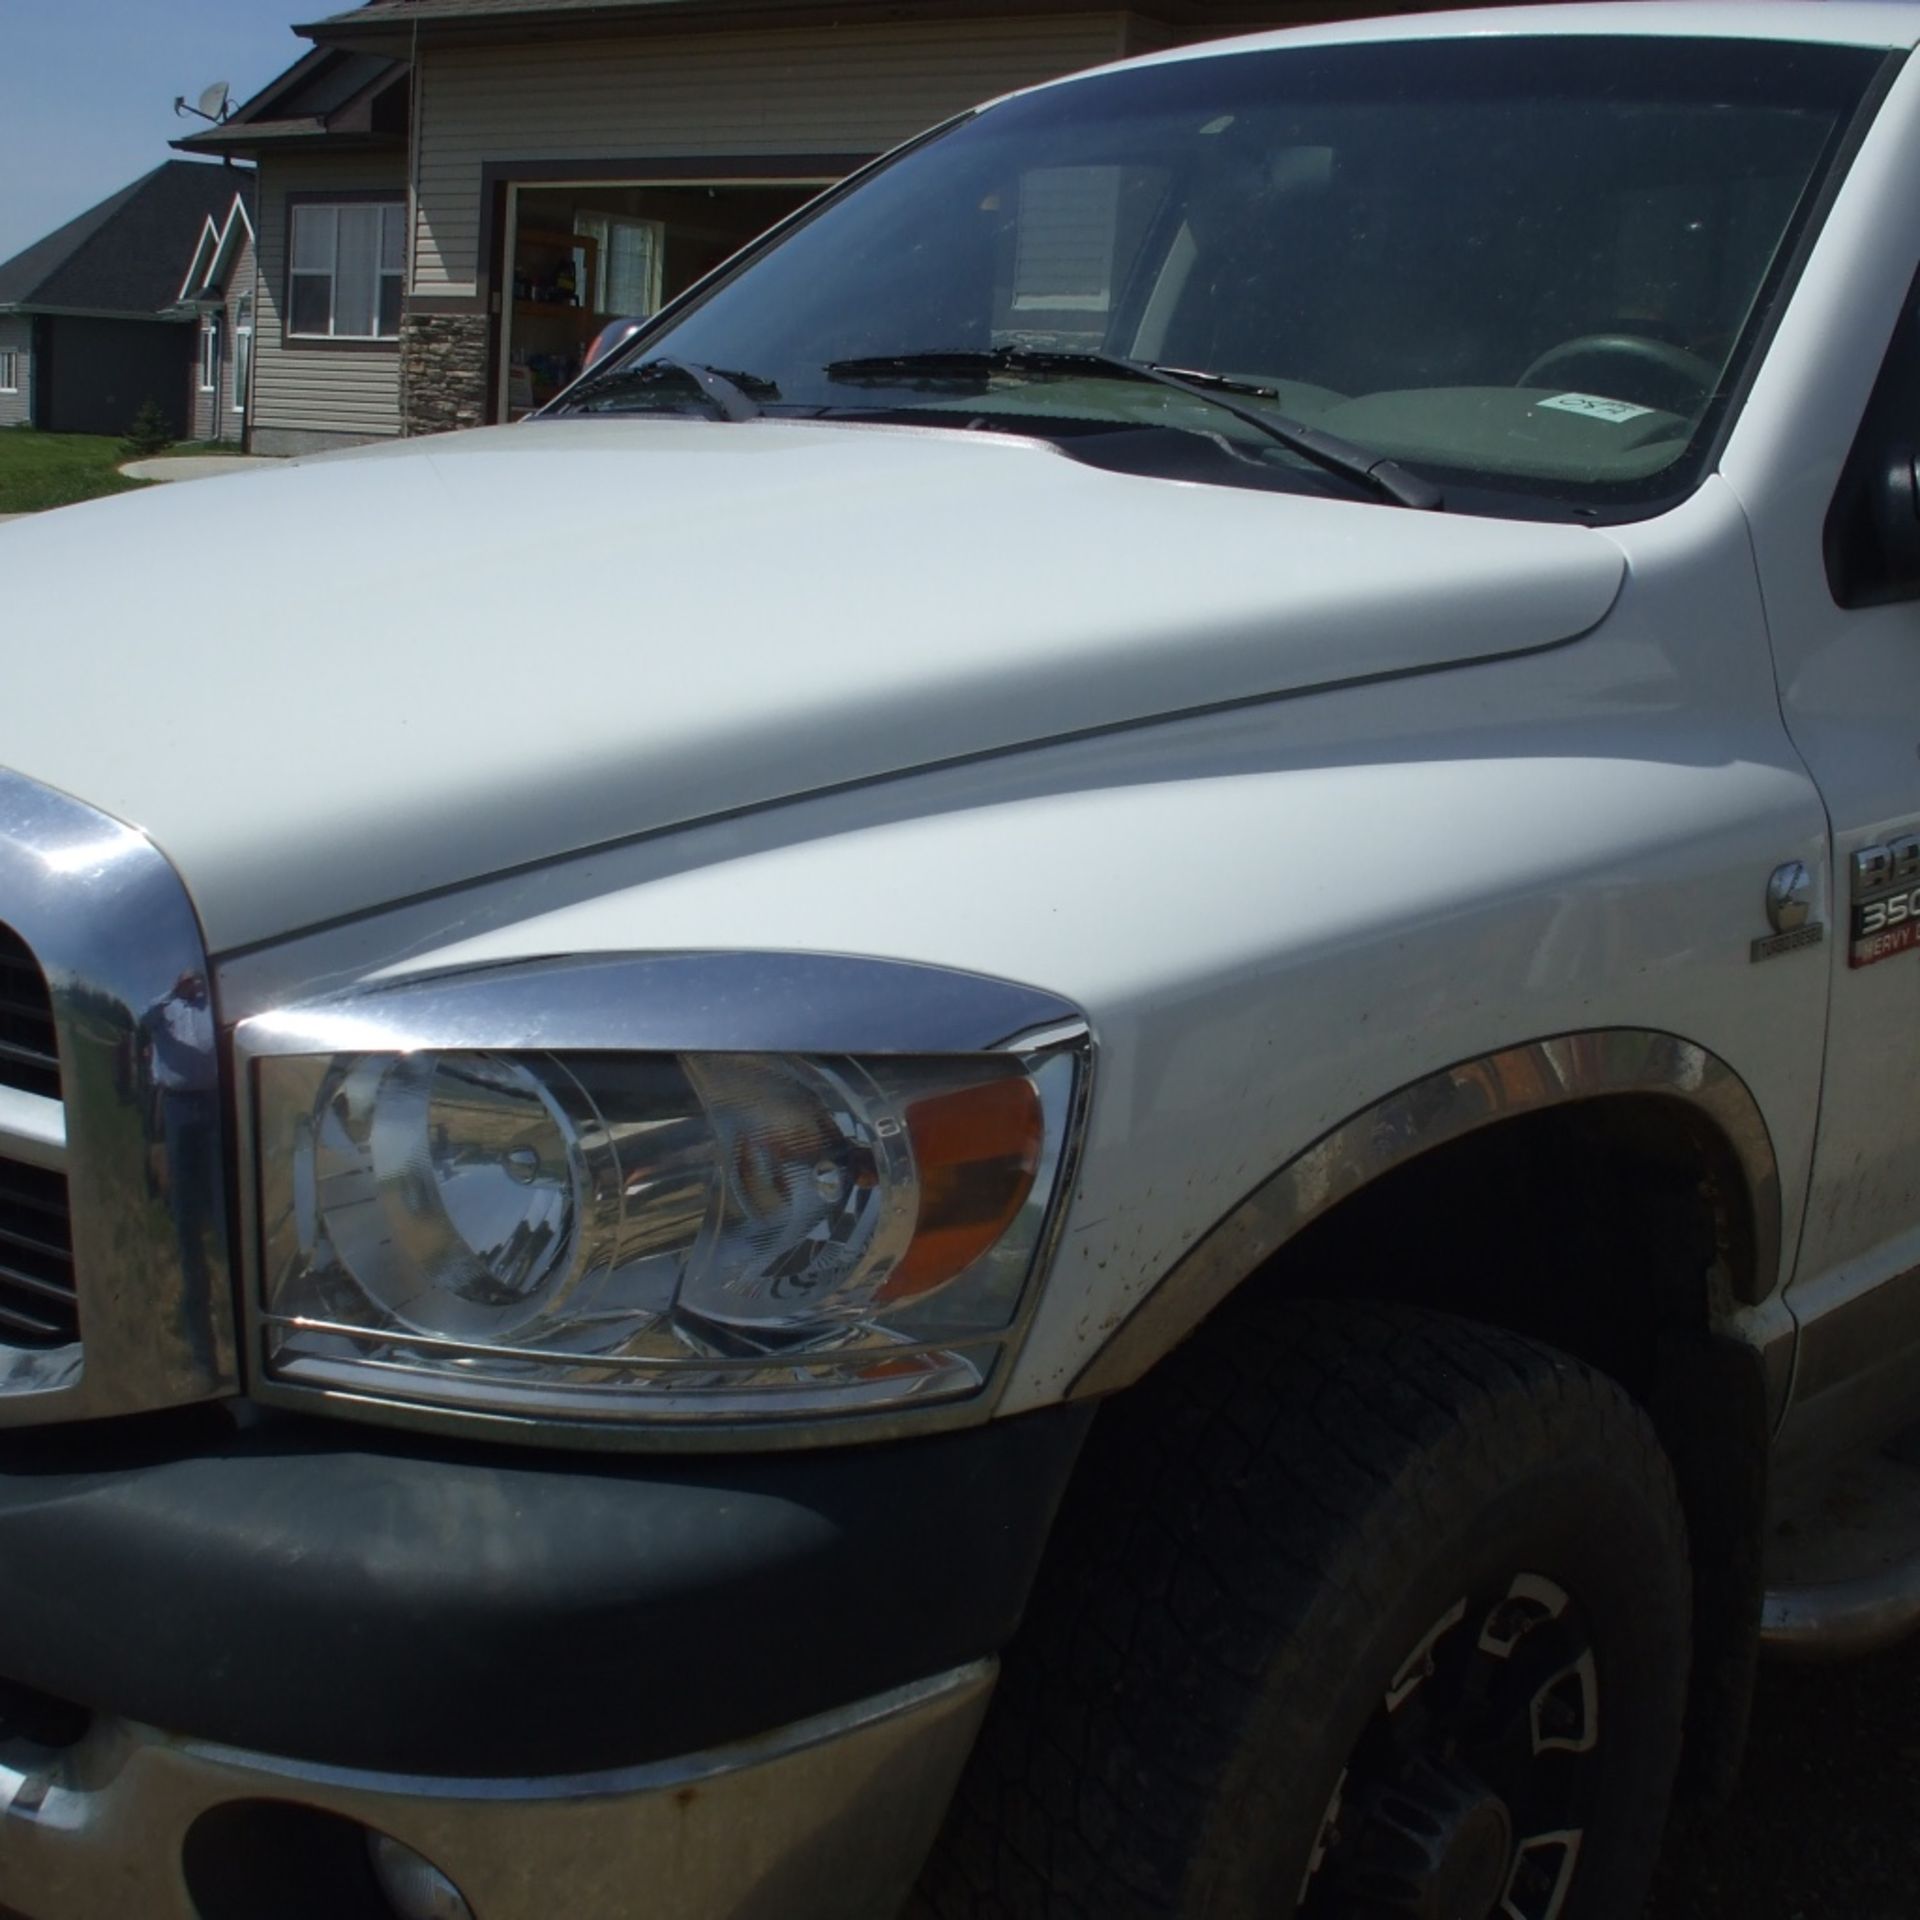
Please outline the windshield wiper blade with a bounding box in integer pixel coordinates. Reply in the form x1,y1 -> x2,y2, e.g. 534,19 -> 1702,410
822,349 -> 1442,510
1142,364 -> 1279,400
571,356 -> 768,421
831,351 -> 1277,396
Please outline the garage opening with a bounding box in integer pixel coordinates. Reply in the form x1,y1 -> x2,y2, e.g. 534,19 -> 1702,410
499,180 -> 828,419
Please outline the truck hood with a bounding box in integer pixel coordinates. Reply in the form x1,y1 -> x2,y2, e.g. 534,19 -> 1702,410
0,419 -> 1623,952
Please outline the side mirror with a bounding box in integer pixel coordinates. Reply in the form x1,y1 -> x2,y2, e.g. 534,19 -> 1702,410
1830,440 -> 1920,606
583,316 -> 648,373
1873,443 -> 1920,574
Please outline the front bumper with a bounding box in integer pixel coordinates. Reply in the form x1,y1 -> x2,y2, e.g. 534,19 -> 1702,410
0,1661 -> 992,1920
0,1401 -> 1090,1917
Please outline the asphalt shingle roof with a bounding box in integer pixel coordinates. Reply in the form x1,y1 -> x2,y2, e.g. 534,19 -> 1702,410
174,47 -> 410,156
304,0 -> 687,25
0,162 -> 251,316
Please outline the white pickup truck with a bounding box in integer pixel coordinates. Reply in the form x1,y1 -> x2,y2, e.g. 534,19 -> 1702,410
5,3 -> 1920,1916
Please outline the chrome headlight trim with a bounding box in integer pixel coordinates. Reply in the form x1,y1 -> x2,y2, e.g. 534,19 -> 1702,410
234,952 -> 1092,1451
237,950 -> 1085,1058
0,769 -> 237,1424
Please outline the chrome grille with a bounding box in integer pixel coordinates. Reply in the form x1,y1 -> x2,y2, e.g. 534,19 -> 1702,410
0,928 -> 73,1348
0,1156 -> 76,1347
0,925 -> 59,1101
0,771 -> 237,1423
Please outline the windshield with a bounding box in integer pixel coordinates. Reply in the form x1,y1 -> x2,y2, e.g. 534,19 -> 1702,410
558,35 -> 1883,517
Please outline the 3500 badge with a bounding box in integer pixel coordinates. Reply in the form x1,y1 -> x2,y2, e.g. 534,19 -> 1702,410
1851,833 -> 1920,969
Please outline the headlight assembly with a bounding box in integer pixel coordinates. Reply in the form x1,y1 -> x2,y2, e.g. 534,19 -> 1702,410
242,955 -> 1089,1434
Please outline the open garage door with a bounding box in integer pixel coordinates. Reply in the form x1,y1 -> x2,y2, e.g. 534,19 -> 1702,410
40,318 -> 191,440
498,179 -> 828,420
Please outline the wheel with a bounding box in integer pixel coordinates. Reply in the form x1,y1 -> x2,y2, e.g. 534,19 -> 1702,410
1515,333 -> 1717,416
911,1302 -> 1691,1920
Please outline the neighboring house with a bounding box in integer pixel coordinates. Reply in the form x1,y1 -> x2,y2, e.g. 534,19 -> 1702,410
177,46 -> 411,454
0,161 -> 250,439
175,187 -> 259,445
178,0 -> 1500,455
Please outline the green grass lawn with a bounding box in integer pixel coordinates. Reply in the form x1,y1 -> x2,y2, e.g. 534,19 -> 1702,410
0,432 -> 152,512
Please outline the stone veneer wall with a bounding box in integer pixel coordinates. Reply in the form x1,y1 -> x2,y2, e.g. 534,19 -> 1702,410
399,313 -> 490,436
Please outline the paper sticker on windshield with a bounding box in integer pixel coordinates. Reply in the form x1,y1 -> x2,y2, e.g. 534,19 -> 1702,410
1538,392 -> 1655,424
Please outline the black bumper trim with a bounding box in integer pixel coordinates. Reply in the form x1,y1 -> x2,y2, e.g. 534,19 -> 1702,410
0,1400 -> 1091,1778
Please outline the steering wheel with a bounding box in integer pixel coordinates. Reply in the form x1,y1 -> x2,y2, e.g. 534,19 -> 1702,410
1517,333 -> 1717,417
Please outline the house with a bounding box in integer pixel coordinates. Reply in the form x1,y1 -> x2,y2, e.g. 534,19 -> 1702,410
0,161 -> 251,440
175,45 -> 411,453
175,187 -> 259,445
177,0 -> 1494,455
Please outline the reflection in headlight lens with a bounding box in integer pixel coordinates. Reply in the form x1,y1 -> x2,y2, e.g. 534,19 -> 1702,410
258,1041 -> 1081,1426
312,1053 -> 585,1339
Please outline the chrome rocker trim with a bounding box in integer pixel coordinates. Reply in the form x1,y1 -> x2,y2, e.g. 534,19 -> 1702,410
0,770 -> 236,1421
0,1659 -> 994,1920
1075,1028 -> 1781,1399
1762,1553 -> 1920,1662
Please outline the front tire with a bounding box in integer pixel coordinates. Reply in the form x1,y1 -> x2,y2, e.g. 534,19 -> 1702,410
913,1302 -> 1691,1919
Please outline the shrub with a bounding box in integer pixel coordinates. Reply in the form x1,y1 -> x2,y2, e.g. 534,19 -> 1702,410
121,401 -> 174,459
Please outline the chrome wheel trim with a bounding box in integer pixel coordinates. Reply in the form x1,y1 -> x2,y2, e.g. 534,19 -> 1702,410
1294,1572 -> 1600,1919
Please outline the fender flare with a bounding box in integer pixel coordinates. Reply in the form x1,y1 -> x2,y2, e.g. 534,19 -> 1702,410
1071,1028 -> 1780,1398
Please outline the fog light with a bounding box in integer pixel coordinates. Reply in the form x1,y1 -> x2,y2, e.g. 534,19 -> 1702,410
367,1833 -> 474,1920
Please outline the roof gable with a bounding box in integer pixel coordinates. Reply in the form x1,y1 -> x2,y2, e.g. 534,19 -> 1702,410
174,47 -> 409,158
0,161 -> 251,317
177,189 -> 259,305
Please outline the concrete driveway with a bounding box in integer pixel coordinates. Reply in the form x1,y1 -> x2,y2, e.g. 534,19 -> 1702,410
118,455 -> 280,483
0,456 -> 280,524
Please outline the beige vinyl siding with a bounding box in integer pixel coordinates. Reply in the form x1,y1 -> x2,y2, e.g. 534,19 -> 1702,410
413,16 -> 1130,295
255,151 -> 407,438
223,229 -> 257,442
191,318 -> 219,442
0,316 -> 30,428
191,229 -> 258,444
1121,14 -> 1196,56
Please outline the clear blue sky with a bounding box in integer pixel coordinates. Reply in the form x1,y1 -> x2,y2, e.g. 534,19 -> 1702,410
0,2 -> 309,266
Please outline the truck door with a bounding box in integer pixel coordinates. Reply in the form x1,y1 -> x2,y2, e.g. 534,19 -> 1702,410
1736,206 -> 1920,1462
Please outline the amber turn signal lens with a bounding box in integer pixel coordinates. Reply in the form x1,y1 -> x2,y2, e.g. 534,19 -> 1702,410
880,1074 -> 1044,1302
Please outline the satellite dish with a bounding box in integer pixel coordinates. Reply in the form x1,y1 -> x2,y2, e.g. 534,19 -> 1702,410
174,82 -> 231,125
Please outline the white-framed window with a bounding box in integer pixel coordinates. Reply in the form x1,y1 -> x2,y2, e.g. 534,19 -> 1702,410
0,349 -> 18,393
289,201 -> 405,340
199,319 -> 219,393
574,213 -> 665,317
233,294 -> 252,412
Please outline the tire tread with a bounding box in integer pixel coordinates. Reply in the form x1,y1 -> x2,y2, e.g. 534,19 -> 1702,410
910,1299 -> 1689,1920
